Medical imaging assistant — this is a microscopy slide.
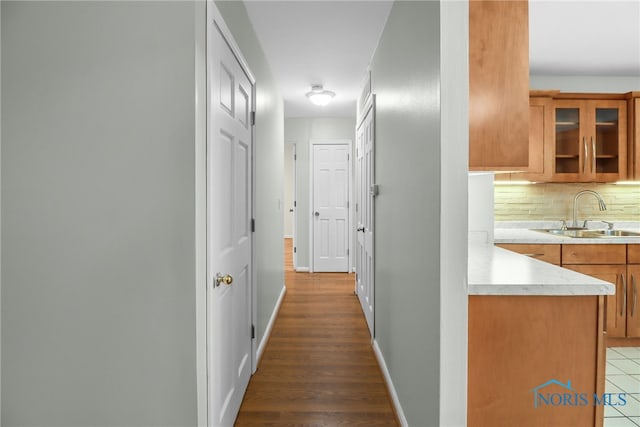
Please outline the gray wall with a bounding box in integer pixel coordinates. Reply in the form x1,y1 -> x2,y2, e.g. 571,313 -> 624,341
2,2 -> 198,425
215,1 -> 285,349
531,74 -> 640,92
369,2 -> 442,425
284,117 -> 355,270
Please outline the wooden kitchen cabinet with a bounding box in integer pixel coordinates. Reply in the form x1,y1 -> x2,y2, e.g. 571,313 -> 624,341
499,243 -> 640,341
627,247 -> 640,337
495,243 -> 560,265
469,294 -> 605,427
469,0 -> 530,171
627,93 -> 640,180
564,264 -> 627,338
629,244 -> 640,264
562,244 -> 626,265
560,244 -> 640,345
494,95 -> 553,181
551,98 -> 627,182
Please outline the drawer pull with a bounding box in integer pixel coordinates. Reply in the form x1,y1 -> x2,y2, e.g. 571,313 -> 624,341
522,253 -> 545,258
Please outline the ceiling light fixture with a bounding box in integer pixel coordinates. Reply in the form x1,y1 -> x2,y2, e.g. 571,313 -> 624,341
306,84 -> 335,106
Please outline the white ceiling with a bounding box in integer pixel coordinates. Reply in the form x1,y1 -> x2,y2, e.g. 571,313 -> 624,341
244,0 -> 640,119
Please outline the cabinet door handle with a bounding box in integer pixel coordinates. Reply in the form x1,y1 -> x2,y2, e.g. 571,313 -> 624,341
522,253 -> 545,258
583,137 -> 588,173
591,136 -> 596,174
622,273 -> 628,317
632,274 -> 637,317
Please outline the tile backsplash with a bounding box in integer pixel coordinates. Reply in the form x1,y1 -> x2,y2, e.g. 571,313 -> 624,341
495,183 -> 640,222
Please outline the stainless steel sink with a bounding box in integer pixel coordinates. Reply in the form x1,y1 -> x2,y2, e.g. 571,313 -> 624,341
531,228 -> 640,238
589,229 -> 640,237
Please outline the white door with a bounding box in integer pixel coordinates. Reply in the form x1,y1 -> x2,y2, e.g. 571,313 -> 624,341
312,143 -> 350,272
356,99 -> 375,336
207,16 -> 254,427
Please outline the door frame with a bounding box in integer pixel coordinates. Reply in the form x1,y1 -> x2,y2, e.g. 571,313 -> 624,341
284,141 -> 298,269
196,2 -> 257,426
309,139 -> 353,273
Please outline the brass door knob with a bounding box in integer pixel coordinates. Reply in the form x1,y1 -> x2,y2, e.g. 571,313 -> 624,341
215,273 -> 233,286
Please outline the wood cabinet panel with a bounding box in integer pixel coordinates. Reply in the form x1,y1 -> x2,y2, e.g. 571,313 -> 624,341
496,243 -> 560,265
468,295 -> 603,427
626,265 -> 640,338
469,0 -> 529,170
629,244 -> 640,264
562,244 -> 626,265
564,264 -> 626,339
628,96 -> 640,179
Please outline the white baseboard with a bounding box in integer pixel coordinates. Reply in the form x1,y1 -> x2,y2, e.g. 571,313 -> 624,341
257,284 -> 286,364
295,267 -> 309,272
373,339 -> 408,427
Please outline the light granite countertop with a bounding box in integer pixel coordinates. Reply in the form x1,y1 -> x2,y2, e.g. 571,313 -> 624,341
468,243 -> 615,296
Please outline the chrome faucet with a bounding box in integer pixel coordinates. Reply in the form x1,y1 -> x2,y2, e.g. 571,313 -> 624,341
572,190 -> 607,228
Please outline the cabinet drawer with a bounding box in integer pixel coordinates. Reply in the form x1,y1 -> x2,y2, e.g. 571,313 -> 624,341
496,244 -> 561,265
562,244 -> 626,265
629,245 -> 640,264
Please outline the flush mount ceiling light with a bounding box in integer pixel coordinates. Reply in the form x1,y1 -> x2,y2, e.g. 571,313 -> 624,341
306,84 -> 335,106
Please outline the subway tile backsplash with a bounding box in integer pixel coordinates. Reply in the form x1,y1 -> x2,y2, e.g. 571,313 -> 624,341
494,183 -> 640,222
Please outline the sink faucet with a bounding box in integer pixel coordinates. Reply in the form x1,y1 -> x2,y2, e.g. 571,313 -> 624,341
572,190 -> 607,228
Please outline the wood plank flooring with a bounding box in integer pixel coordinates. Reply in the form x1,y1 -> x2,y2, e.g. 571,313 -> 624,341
234,239 -> 398,426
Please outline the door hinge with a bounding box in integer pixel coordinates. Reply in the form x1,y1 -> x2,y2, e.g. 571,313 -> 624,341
294,247 -> 297,253
251,218 -> 255,233
294,154 -> 297,161
347,248 -> 349,255
347,201 -> 349,209
251,324 -> 255,339
294,201 -> 297,207
250,111 -> 256,126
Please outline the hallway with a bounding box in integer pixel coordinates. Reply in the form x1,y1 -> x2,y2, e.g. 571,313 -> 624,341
234,239 -> 398,426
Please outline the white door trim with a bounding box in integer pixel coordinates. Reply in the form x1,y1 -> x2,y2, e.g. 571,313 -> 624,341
288,142 -> 298,270
197,2 -> 257,426
194,2 -> 207,425
309,139 -> 353,273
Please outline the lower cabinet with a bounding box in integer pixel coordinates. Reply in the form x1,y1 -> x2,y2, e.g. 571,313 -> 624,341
468,294 -> 605,427
495,243 -> 560,265
497,243 -> 640,341
564,264 -> 629,338
628,264 -> 640,337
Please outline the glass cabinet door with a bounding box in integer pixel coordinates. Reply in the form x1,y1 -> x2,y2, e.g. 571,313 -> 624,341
594,108 -> 620,175
555,108 -> 581,175
552,100 -> 626,182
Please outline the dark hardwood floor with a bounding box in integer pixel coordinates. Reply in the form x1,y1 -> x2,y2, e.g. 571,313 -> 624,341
234,239 -> 398,426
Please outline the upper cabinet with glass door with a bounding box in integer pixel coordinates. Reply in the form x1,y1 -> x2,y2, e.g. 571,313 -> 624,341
552,98 -> 627,182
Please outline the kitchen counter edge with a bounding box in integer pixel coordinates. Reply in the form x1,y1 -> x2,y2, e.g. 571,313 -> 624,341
468,243 -> 615,296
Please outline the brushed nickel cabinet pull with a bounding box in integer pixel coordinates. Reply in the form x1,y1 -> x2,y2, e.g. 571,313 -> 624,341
622,273 -> 628,317
591,136 -> 596,174
633,275 -> 637,317
583,137 -> 588,174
